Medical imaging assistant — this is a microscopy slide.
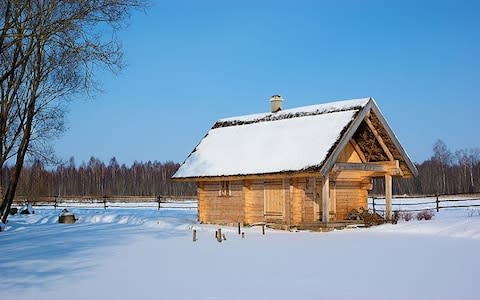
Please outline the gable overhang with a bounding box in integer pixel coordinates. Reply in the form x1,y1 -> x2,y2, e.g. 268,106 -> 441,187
319,98 -> 418,178
319,99 -> 373,177
369,102 -> 419,177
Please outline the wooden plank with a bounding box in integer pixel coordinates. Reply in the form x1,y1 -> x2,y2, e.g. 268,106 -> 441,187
312,178 -> 319,221
292,179 -> 303,225
264,181 -> 284,216
243,180 -> 252,224
322,176 -> 329,222
282,178 -> 288,225
288,180 -> 294,225
364,116 -> 395,161
332,161 -> 403,177
350,139 -> 367,163
333,162 -> 385,172
330,180 -> 336,220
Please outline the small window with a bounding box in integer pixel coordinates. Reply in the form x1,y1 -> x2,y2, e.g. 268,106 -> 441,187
219,181 -> 231,197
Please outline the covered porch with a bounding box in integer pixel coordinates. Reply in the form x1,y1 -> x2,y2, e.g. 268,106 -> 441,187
320,160 -> 404,224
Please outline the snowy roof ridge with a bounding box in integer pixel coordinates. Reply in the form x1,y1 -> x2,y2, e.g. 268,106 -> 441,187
214,98 -> 370,129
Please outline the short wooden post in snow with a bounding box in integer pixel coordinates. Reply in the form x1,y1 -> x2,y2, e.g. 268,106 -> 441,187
238,222 -> 241,235
262,224 -> 265,235
436,195 -> 440,212
217,228 -> 222,243
192,229 -> 197,242
241,232 -> 245,238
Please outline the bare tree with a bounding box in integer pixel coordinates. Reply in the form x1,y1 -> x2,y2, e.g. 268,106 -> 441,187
0,0 -> 145,224
433,139 -> 452,194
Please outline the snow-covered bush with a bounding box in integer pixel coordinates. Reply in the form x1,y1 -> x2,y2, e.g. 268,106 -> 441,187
403,212 -> 413,222
416,210 -> 434,221
467,209 -> 480,217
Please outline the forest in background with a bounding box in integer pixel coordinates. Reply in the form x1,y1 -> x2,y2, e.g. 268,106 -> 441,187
1,157 -> 196,200
0,140 -> 479,201
373,140 -> 479,195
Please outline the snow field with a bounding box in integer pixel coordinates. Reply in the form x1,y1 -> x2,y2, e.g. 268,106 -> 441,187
1,201 -> 480,300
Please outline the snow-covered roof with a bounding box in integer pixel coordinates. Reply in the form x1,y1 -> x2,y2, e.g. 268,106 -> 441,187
173,98 -> 371,179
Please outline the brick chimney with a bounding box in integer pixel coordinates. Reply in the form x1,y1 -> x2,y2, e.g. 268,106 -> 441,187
270,95 -> 283,113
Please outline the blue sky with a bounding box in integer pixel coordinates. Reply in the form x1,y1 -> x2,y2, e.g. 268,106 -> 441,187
54,0 -> 480,166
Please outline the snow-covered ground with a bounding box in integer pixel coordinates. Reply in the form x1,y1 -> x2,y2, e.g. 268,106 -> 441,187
1,200 -> 480,300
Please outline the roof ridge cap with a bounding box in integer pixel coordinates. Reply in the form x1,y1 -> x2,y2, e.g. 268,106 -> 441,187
213,99 -> 368,129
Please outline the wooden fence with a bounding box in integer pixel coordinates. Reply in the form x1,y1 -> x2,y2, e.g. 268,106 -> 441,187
369,194 -> 480,214
13,195 -> 198,210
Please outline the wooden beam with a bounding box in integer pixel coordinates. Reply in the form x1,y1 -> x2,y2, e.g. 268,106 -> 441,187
364,117 -> 395,161
350,139 -> 367,163
385,174 -> 392,220
322,175 -> 329,223
371,160 -> 404,176
330,181 -> 336,220
333,162 -> 386,173
313,178 -> 319,221
331,161 -> 403,183
360,178 -> 373,190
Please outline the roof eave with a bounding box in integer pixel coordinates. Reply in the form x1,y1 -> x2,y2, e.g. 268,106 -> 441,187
172,169 -> 323,182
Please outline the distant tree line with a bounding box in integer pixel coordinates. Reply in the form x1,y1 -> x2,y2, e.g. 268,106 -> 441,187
372,140 -> 480,195
0,157 -> 196,201
1,140 -> 479,201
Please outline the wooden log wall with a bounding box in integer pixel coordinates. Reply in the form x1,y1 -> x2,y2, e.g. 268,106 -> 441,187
197,181 -> 244,224
197,176 -> 370,225
244,180 -> 265,224
291,178 -> 304,225
334,181 -> 368,220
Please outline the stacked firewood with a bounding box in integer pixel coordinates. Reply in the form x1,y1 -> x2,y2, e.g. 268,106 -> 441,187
345,208 -> 385,226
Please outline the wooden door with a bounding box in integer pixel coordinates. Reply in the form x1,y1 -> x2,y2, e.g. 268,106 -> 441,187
264,181 -> 284,218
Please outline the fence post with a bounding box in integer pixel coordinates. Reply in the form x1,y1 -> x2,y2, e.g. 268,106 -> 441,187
372,197 -> 376,214
157,196 -> 162,210
238,222 -> 241,235
54,196 -> 57,210
262,224 -> 265,235
192,229 -> 197,242
103,198 -> 107,210
436,194 -> 440,212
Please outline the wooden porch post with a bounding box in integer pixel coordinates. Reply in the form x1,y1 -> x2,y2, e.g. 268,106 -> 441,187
385,174 -> 392,220
330,181 -> 336,221
322,175 -> 329,223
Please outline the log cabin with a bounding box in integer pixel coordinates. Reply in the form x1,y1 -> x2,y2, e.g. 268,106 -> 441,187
173,96 -> 418,229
